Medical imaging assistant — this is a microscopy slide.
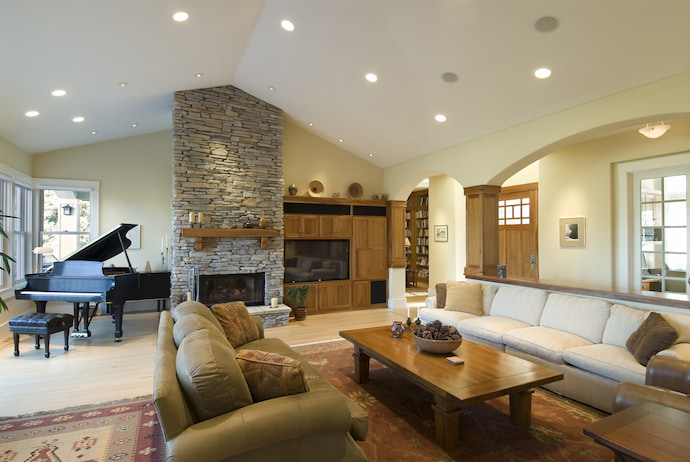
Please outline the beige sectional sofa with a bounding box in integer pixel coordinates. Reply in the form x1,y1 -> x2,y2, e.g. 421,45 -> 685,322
419,282 -> 690,413
153,301 -> 368,462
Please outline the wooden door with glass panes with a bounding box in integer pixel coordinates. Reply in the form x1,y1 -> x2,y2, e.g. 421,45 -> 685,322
638,173 -> 689,294
498,183 -> 538,280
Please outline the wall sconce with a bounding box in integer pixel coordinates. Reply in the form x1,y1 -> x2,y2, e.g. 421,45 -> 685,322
62,204 -> 74,216
638,122 -> 670,139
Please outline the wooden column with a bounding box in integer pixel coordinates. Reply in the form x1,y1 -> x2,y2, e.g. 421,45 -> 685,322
387,200 -> 408,268
464,185 -> 501,276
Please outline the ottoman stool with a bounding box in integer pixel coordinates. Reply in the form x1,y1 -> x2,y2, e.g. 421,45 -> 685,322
9,313 -> 74,358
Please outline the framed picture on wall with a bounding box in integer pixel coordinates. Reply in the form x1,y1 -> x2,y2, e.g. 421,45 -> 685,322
559,217 -> 585,247
434,225 -> 448,242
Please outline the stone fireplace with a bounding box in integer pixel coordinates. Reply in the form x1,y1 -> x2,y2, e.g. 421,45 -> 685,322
198,273 -> 265,307
170,85 -> 284,309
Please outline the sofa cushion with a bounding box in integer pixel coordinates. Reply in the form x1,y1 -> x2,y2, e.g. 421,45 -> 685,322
563,344 -> 646,384
489,286 -> 548,325
658,342 -> 690,361
602,304 -> 648,348
481,285 -> 498,316
660,312 -> 690,344
172,300 -> 224,333
539,293 -> 611,343
445,281 -> 483,315
419,307 -> 478,328
435,283 -> 447,308
626,312 -> 678,366
173,313 -> 226,348
211,301 -> 261,348
236,349 -> 310,402
503,326 -> 593,364
457,316 -> 531,345
176,329 -> 253,421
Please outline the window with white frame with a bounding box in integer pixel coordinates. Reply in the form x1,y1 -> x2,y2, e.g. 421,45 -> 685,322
0,168 -> 32,292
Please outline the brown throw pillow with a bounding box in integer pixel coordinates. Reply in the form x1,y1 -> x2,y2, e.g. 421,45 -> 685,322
626,312 -> 678,366
236,350 -> 310,402
444,281 -> 483,315
211,301 -> 260,348
435,283 -> 447,308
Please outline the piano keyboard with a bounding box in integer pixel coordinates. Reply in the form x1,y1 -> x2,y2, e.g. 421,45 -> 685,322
19,290 -> 105,297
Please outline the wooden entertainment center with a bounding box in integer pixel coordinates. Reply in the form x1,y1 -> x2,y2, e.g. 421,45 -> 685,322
283,196 -> 395,313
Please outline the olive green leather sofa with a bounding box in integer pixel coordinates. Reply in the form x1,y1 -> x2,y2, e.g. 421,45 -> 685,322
153,301 -> 368,462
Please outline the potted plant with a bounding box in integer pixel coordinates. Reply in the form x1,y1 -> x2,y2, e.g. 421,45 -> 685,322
286,284 -> 309,321
0,209 -> 16,311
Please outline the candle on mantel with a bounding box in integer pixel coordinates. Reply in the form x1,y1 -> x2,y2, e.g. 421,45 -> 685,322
198,212 -> 204,223
407,304 -> 411,319
189,212 -> 195,223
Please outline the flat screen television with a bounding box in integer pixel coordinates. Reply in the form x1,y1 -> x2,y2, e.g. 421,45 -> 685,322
284,240 -> 349,283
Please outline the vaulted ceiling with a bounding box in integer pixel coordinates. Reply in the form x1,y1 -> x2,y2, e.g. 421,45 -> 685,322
1,0 -> 689,167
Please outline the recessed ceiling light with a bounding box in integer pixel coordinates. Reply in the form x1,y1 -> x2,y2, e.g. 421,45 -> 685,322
51,89 -> 66,97
308,122 -> 313,127
281,19 -> 295,31
534,16 -> 559,33
268,86 -> 276,91
119,82 -> 128,87
25,110 -> 39,117
435,114 -> 447,122
72,116 -> 85,123
132,123 -> 138,128
441,72 -> 458,83
338,138 -> 344,143
173,11 -> 189,22
365,73 -> 378,83
368,153 -> 374,157
535,68 -> 552,79
195,73 -> 204,78
90,130 -> 98,135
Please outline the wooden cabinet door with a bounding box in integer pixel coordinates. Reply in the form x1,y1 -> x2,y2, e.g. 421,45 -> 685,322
352,280 -> 370,307
353,216 -> 388,280
319,215 -> 352,238
284,214 -> 319,238
318,281 -> 352,312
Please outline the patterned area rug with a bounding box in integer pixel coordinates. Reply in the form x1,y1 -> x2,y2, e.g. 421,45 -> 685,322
0,396 -> 164,462
295,340 -> 613,462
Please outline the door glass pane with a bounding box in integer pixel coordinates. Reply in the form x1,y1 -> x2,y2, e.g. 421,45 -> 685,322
40,189 -> 91,261
641,178 -> 662,202
666,228 -> 687,253
642,252 -> 662,275
665,202 -> 686,226
664,175 -> 686,201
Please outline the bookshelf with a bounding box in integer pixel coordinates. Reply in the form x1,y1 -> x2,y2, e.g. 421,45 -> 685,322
406,189 -> 429,285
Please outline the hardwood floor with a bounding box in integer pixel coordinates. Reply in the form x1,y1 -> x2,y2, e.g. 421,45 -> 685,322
0,298 -> 426,417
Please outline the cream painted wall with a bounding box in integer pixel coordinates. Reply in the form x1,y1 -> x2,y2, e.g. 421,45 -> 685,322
31,131 -> 173,272
0,135 -> 31,176
539,118 -> 690,287
503,161 -> 539,187
283,117 -> 384,199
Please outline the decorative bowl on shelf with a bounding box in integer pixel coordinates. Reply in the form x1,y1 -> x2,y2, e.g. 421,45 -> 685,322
413,335 -> 462,354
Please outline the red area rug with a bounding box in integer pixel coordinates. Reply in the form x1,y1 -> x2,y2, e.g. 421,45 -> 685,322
295,340 -> 613,462
0,396 -> 164,461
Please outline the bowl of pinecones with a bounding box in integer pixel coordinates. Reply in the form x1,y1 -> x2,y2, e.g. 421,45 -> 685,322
413,321 -> 462,354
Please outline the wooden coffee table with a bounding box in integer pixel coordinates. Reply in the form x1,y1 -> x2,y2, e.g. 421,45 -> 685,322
340,326 -> 563,450
583,401 -> 690,462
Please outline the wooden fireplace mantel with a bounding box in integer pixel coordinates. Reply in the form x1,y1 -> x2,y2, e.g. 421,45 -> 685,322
182,228 -> 280,251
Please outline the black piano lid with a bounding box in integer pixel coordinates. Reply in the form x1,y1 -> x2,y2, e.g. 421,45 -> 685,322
64,223 -> 137,264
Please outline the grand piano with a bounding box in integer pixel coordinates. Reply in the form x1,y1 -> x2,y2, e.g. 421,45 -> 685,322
15,223 -> 171,341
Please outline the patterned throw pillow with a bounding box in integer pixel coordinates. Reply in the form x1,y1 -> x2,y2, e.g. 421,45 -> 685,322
626,312 -> 678,366
236,349 -> 310,402
211,301 -> 260,348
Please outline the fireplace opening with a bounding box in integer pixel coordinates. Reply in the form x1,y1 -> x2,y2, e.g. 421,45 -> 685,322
198,273 -> 265,307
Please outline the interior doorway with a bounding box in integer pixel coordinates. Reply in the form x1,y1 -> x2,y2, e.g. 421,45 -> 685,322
498,183 -> 539,280
405,186 -> 429,293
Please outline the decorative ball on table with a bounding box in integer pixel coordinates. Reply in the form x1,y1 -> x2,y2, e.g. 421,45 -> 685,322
413,320 -> 462,354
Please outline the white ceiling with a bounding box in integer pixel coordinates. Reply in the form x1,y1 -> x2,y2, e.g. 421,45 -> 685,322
1,0 -> 689,168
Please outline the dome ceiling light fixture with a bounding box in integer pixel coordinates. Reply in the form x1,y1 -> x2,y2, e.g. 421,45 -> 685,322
638,122 -> 671,139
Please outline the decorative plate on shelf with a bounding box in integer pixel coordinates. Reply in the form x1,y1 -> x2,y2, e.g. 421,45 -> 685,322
348,182 -> 363,199
308,180 -> 324,197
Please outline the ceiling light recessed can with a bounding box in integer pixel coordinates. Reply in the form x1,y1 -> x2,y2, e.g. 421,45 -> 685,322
25,110 -> 39,117
435,114 -> 447,123
51,89 -> 66,96
441,72 -> 458,83
338,138 -> 344,143
368,153 -> 374,157
365,73 -> 378,83
72,116 -> 85,123
195,73 -> 204,78
173,11 -> 189,22
119,82 -> 128,87
268,86 -> 276,91
535,68 -> 552,79
90,130 -> 98,135
132,123 -> 138,128
281,19 -> 295,31
534,16 -> 559,33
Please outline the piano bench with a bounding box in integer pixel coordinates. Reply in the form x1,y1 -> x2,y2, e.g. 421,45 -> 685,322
9,313 -> 74,358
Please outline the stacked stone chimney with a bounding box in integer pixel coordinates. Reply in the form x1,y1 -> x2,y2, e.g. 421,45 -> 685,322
170,85 -> 283,306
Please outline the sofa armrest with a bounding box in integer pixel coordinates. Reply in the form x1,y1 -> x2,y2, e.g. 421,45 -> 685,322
165,390 -> 354,462
252,316 -> 265,339
425,296 -> 438,310
613,381 -> 690,413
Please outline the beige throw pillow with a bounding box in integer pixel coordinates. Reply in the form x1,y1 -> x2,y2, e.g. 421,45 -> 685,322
444,281 -> 483,316
236,350 -> 310,402
211,301 -> 260,348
